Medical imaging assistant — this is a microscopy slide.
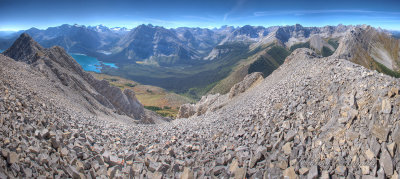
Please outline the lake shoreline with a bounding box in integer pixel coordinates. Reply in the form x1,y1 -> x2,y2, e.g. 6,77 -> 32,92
70,53 -> 118,72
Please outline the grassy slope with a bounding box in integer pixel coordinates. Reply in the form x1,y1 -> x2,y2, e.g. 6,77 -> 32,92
248,46 -> 290,77
90,72 -> 194,118
327,38 -> 340,49
209,44 -> 270,94
209,43 -> 291,95
375,61 -> 400,78
289,42 -> 310,51
321,46 -> 334,57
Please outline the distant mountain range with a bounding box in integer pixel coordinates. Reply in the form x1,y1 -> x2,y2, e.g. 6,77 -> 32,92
1,24 -> 398,65
0,24 -> 352,65
1,24 -> 399,99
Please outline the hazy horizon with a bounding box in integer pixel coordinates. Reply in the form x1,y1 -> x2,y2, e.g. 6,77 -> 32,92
1,0 -> 400,31
0,23 -> 399,33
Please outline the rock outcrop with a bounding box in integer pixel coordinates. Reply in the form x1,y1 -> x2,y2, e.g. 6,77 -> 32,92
177,93 -> 225,118
177,72 -> 264,118
228,72 -> 263,99
2,33 -> 151,122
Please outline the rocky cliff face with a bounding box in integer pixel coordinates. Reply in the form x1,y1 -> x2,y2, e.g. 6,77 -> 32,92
2,33 -> 154,122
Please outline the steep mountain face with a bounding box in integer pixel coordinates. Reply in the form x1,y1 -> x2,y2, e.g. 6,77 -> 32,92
111,24 -> 202,65
2,33 -> 161,123
204,24 -> 350,61
334,25 -> 400,76
215,24 -> 350,50
213,25 -> 279,50
273,24 -> 350,47
174,27 -> 223,51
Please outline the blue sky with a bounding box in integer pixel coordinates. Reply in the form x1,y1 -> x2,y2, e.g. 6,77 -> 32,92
1,0 -> 400,30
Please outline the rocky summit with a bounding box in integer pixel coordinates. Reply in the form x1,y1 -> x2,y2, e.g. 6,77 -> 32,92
1,31 -> 400,179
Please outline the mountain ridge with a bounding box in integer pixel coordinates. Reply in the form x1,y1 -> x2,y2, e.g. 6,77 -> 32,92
0,24 -> 355,64
2,33 -> 164,123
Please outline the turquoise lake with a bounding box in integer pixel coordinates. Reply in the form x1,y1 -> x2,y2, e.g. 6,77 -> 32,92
0,50 -> 115,73
70,53 -> 118,73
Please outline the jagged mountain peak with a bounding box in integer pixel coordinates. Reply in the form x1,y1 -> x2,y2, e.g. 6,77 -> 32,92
3,33 -> 44,64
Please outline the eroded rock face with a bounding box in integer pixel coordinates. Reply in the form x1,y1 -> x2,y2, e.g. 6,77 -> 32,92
3,33 -> 148,122
177,94 -> 225,118
177,103 -> 196,118
177,72 -> 264,118
228,72 -> 263,99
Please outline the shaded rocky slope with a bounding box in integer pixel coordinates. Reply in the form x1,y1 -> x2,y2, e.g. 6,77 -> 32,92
2,45 -> 400,178
2,33 -> 160,123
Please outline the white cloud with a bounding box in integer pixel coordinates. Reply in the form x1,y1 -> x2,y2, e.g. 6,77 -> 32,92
224,0 -> 247,21
253,10 -> 400,17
